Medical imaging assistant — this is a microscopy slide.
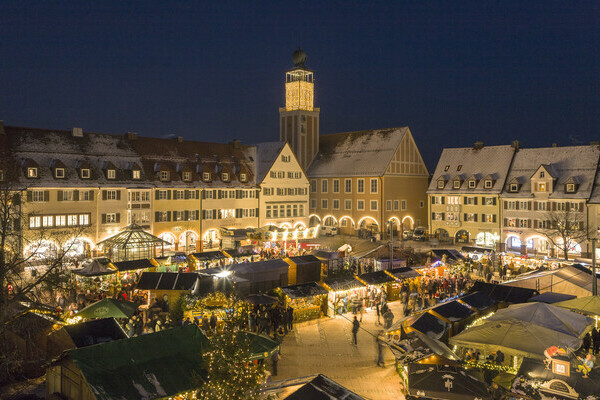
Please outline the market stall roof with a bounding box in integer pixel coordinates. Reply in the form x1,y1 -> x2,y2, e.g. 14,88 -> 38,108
288,255 -> 321,265
429,249 -> 466,263
72,259 -> 117,277
431,300 -> 476,322
242,331 -> 280,361
96,223 -> 169,249
284,374 -> 366,400
449,319 -> 582,359
50,318 -> 127,350
351,244 -> 385,259
189,250 -> 229,262
385,266 -> 420,279
110,258 -> 158,271
488,302 -> 594,337
405,363 -> 491,400
528,292 -> 577,304
136,272 -> 200,291
469,281 -> 538,303
357,270 -> 394,285
311,250 -> 341,260
224,246 -> 254,259
53,325 -> 208,400
409,311 -> 449,340
280,282 -> 328,299
77,298 -> 138,319
554,295 -> 600,316
323,275 -> 365,292
458,291 -> 497,311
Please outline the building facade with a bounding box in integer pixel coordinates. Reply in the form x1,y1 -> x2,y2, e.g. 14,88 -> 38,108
278,51 -> 430,236
253,142 -> 310,229
427,144 -> 516,248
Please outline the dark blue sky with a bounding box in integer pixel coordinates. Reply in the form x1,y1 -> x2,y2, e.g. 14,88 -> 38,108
1,1 -> 598,169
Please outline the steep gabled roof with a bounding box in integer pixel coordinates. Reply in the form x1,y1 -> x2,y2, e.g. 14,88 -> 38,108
307,127 -> 408,177
255,141 -> 286,183
428,145 -> 516,194
504,146 -> 600,198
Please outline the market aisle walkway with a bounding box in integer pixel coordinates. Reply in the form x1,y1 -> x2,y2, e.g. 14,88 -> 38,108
275,301 -> 406,400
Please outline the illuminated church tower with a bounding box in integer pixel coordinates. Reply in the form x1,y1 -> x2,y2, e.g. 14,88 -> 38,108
279,48 -> 320,170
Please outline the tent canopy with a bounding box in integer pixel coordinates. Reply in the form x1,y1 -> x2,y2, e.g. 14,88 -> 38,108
72,259 -> 117,277
242,331 -> 280,361
528,292 -> 576,304
555,295 -> 600,316
488,302 -> 594,338
406,363 -> 491,400
409,311 -> 449,340
432,300 -> 476,322
55,325 -> 208,400
285,374 -> 366,400
77,298 -> 138,319
449,319 -> 582,359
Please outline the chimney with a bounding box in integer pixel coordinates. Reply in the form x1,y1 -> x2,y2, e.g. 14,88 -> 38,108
590,141 -> 600,148
126,132 -> 138,140
0,121 -> 4,135
230,139 -> 241,149
473,141 -> 484,150
552,143 -> 558,148
177,136 -> 184,143
72,127 -> 83,137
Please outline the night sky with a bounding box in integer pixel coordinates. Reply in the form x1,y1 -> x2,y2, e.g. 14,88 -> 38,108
1,1 -> 598,169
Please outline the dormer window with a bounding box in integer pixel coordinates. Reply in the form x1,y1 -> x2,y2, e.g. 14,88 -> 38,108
222,172 -> 229,181
457,165 -> 462,171
203,172 -> 211,182
444,165 -> 450,172
538,183 -> 546,192
80,169 -> 90,179
566,183 -> 575,193
160,171 -> 170,181
468,180 -> 476,189
240,173 -> 247,182
183,171 -> 191,181
107,169 -> 116,180
484,180 -> 493,189
453,180 -> 461,189
510,183 -> 518,192
27,167 -> 38,178
540,171 -> 545,178
132,170 -> 141,180
437,180 -> 445,189
55,168 -> 65,179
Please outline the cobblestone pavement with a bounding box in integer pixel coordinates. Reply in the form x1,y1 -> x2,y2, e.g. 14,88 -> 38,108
275,301 -> 406,400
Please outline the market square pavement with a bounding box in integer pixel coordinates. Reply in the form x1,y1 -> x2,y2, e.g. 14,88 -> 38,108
275,301 -> 406,400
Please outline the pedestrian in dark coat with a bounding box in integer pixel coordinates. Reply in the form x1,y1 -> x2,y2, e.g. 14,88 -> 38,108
209,312 -> 217,333
583,332 -> 592,353
352,316 -> 360,345
592,327 -> 600,355
287,306 -> 294,331
375,302 -> 381,325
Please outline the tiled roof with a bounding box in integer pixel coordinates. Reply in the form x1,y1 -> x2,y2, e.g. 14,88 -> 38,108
307,127 -> 408,177
504,146 -> 600,199
428,145 -> 516,194
255,141 -> 286,183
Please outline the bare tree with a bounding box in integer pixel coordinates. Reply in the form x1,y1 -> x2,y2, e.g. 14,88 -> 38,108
534,205 -> 589,260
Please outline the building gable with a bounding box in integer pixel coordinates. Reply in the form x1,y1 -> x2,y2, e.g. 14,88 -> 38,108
385,129 -> 428,176
261,142 -> 308,185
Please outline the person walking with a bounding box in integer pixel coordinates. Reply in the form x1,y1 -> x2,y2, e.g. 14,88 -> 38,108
592,327 -> 600,355
271,351 -> 279,376
352,316 -> 360,345
375,301 -> 381,325
376,331 -> 386,367
287,306 -> 294,331
209,312 -> 217,334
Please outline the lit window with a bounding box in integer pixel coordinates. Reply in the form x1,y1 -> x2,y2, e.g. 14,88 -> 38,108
453,180 -> 460,189
55,168 -> 65,178
444,165 -> 450,171
345,179 -> 352,193
333,199 -> 340,209
345,199 -> 352,210
81,169 -> 90,179
132,170 -> 141,180
538,183 -> 546,192
79,214 -> 89,226
240,173 -> 247,181
468,180 -> 476,188
27,167 -> 38,178
183,171 -> 191,181
160,171 -> 169,181
484,180 -> 493,189
203,172 -> 211,181
107,169 -> 116,179
29,216 -> 41,228
457,165 -> 462,171
566,183 -> 575,193
222,172 -> 229,181
333,179 -> 340,193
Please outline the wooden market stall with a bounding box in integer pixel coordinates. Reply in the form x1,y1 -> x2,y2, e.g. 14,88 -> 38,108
284,255 -> 322,285
279,281 -> 328,322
